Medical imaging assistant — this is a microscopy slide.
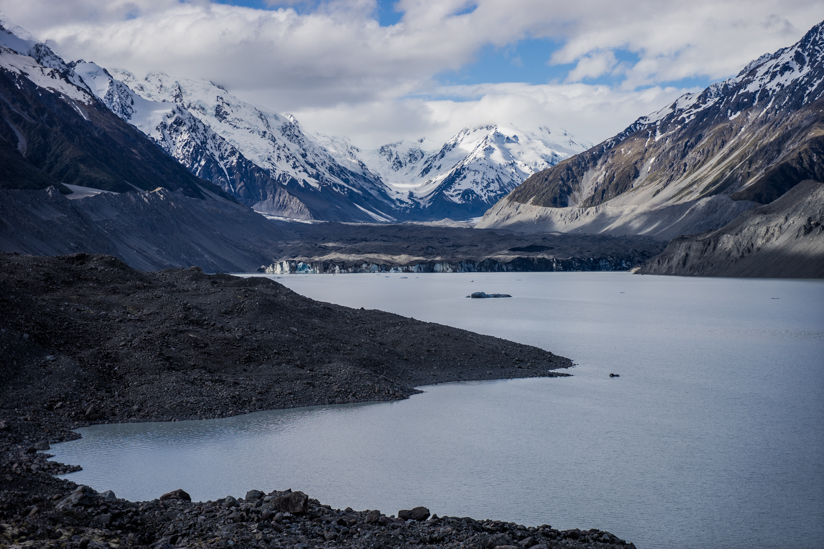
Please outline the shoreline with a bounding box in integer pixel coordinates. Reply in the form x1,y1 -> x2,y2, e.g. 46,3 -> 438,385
1,252 -> 635,548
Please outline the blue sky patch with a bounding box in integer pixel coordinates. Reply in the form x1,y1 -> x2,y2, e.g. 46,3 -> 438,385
208,0 -> 719,92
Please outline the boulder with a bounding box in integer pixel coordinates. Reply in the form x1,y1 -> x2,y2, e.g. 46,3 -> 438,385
93,513 -> 112,526
272,491 -> 309,515
84,404 -> 99,419
56,485 -> 95,510
485,533 -> 513,548
245,489 -> 265,501
398,506 -> 430,521
34,440 -> 50,451
100,490 -> 117,500
223,495 -> 239,508
159,489 -> 191,502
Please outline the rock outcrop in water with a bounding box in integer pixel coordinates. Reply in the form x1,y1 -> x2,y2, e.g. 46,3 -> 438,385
469,292 -> 512,298
0,252 -> 635,548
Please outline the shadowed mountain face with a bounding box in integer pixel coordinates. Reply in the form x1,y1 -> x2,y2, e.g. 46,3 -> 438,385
479,20 -> 824,239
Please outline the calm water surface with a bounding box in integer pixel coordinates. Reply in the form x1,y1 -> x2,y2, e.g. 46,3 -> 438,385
50,273 -> 824,549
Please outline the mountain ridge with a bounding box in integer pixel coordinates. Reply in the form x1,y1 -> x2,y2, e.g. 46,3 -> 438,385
479,20 -> 824,239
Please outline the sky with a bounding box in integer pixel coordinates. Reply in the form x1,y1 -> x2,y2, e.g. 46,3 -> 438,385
0,0 -> 822,148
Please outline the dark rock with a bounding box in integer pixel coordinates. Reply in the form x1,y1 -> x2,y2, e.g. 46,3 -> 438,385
365,509 -> 382,524
272,491 -> 309,514
469,292 -> 512,299
34,440 -> 50,451
609,373 -> 620,378
159,489 -> 191,502
100,490 -> 117,500
150,538 -> 176,549
486,533 -> 513,548
93,513 -> 112,526
55,485 -> 95,510
245,489 -> 264,501
398,506 -> 430,521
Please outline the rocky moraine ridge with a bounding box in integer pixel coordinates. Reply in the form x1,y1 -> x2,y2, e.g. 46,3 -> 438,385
1,252 -> 634,549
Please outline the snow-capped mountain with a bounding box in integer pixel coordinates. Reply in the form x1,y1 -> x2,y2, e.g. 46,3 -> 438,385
108,70 -> 398,222
1,15 -> 588,223
0,17 -> 93,104
322,125 -> 588,220
479,19 -> 824,238
0,18 -> 223,199
70,61 -> 311,219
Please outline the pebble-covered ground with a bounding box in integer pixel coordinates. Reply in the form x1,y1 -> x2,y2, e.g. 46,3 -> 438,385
0,252 -> 635,548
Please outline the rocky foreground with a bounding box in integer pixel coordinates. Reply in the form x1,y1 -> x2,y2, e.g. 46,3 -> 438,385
0,252 -> 635,548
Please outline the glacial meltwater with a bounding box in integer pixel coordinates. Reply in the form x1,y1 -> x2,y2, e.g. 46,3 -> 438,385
49,272 -> 824,549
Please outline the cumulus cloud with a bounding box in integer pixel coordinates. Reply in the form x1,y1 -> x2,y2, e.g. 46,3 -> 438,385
0,0 -> 821,146
566,51 -> 618,82
291,82 -> 695,148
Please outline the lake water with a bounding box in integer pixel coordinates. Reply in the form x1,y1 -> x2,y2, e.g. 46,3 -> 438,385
49,272 -> 824,549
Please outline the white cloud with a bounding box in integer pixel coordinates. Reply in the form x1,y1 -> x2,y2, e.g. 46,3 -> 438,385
290,82 -> 695,148
566,51 -> 618,82
0,0 -> 821,147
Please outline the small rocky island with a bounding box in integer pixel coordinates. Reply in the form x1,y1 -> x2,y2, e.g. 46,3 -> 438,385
468,292 -> 512,298
0,252 -> 635,548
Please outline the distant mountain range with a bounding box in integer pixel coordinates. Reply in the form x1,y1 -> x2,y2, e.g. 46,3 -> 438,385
478,20 -> 824,241
0,16 -> 585,223
1,13 -> 821,277
108,70 -> 586,221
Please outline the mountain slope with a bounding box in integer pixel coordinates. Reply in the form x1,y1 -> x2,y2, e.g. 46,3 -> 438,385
639,180 -> 824,278
479,20 -> 824,239
0,186 -> 289,272
0,21 -> 225,200
71,61 -> 312,220
111,70 -> 399,222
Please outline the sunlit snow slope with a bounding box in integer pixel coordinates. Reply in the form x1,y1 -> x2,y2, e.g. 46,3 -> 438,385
321,125 -> 589,220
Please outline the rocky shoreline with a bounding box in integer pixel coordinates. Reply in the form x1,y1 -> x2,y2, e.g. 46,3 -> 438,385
1,252 -> 635,548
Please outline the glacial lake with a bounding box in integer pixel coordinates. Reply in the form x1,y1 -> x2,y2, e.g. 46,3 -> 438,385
49,272 -> 824,549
